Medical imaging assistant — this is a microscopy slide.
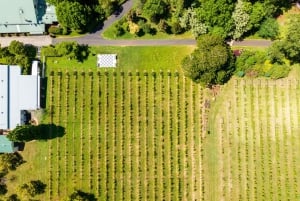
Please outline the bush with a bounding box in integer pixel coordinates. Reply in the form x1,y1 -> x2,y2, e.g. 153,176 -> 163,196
113,23 -> 125,37
257,18 -> 279,40
48,26 -> 62,35
266,64 -> 290,79
171,22 -> 183,34
157,19 -> 170,33
0,184 -> 7,195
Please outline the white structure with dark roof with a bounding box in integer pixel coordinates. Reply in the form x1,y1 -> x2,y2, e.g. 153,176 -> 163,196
0,65 -> 40,130
97,54 -> 117,68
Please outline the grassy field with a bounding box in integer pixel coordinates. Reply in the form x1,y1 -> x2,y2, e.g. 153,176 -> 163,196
8,70 -> 205,200
205,77 -> 300,200
46,46 -> 195,72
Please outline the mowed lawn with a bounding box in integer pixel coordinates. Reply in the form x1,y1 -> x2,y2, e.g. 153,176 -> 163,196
205,77 -> 300,201
7,70 -> 205,200
46,46 -> 195,72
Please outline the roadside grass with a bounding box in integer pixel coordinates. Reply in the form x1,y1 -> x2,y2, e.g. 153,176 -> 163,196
45,46 -> 196,73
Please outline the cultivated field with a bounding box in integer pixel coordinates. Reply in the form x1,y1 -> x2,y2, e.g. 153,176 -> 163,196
205,78 -> 300,201
8,69 -> 300,200
44,70 -> 205,200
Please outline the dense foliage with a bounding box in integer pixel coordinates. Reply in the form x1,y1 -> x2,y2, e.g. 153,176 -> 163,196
235,49 -> 291,79
46,0 -> 123,33
0,153 -> 24,175
110,0 -> 291,39
7,124 -> 65,142
181,34 -> 235,86
17,180 -> 46,199
41,41 -> 89,62
0,41 -> 37,74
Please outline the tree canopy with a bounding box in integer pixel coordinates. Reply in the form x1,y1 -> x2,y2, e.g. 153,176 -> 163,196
18,180 -> 46,199
181,34 -> 235,86
56,2 -> 91,33
0,41 -> 37,74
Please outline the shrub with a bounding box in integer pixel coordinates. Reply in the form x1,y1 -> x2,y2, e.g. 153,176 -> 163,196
48,26 -> 62,35
257,18 -> 279,40
157,19 -> 170,33
266,64 -> 290,79
171,22 -> 183,34
113,24 -> 125,37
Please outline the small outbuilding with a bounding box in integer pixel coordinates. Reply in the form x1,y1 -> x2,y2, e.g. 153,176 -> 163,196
97,54 -> 117,68
0,135 -> 18,153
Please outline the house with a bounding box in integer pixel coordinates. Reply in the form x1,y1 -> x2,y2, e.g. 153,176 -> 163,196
0,0 -> 57,35
0,64 -> 40,153
97,54 -> 117,68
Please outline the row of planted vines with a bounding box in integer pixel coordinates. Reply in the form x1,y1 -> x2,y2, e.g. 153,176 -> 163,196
205,78 -> 300,201
46,70 -> 205,200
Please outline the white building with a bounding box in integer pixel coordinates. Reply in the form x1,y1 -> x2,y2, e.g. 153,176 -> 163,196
0,65 -> 40,130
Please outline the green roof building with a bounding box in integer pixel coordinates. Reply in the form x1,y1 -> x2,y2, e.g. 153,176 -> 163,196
0,0 -> 57,35
0,135 -> 18,153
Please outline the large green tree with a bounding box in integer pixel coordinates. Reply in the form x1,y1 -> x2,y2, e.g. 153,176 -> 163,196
18,180 -> 46,199
56,1 -> 92,32
282,15 -> 300,63
196,0 -> 237,37
181,34 -> 235,86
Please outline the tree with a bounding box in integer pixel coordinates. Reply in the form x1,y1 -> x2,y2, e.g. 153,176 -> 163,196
18,180 -> 46,198
7,124 -> 65,142
5,194 -> 20,201
232,0 -> 251,39
179,8 -> 208,38
181,34 -> 235,86
257,18 -> 279,40
0,184 -> 7,195
142,0 -> 168,23
267,41 -> 285,64
56,1 -> 91,32
6,125 -> 35,142
0,153 -> 24,173
196,0 -> 236,37
66,190 -> 96,201
282,15 -> 300,63
8,41 -> 26,56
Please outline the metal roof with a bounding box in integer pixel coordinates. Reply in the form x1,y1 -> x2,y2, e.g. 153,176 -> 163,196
0,0 -> 56,34
0,135 -> 15,153
0,65 -> 40,130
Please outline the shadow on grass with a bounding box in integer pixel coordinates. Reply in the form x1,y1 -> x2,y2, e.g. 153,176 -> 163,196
36,124 -> 65,140
40,77 -> 47,109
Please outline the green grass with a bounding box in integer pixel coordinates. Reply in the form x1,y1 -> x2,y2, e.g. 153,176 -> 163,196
45,46 -> 196,72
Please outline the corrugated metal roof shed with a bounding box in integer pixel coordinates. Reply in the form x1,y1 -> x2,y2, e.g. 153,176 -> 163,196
0,135 -> 16,153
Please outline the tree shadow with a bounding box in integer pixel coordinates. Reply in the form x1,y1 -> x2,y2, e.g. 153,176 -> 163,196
40,77 -> 47,109
35,124 -> 65,140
